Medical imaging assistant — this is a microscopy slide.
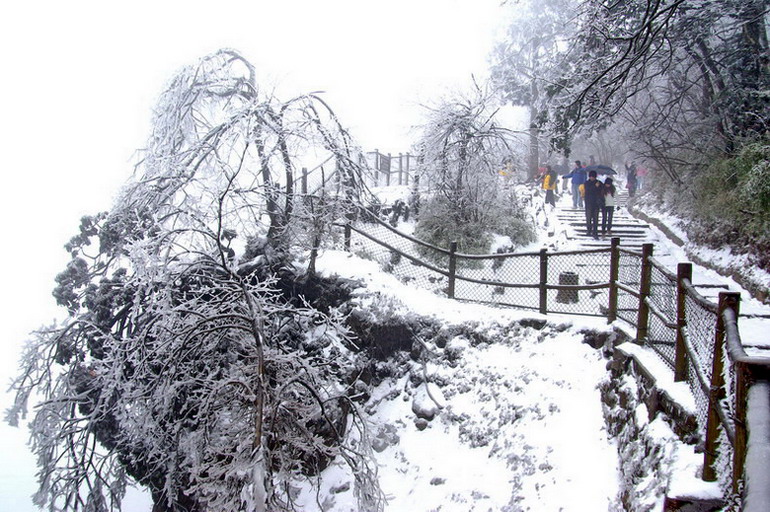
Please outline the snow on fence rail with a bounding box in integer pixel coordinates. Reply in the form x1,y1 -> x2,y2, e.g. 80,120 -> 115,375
338,211 -> 770,510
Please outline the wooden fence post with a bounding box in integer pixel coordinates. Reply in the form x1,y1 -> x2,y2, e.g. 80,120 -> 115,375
674,262 -> 693,382
539,248 -> 548,315
722,294 -> 746,493
703,292 -> 740,481
398,153 -> 403,185
344,223 -> 351,251
636,243 -> 654,343
447,241 -> 458,299
607,237 -> 620,323
374,149 -> 380,186
386,153 -> 392,186
405,152 -> 410,185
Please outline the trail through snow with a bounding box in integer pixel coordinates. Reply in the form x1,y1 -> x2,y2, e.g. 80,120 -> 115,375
307,252 -> 622,511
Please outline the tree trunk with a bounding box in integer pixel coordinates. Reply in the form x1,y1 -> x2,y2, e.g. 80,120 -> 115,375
528,105 -> 540,180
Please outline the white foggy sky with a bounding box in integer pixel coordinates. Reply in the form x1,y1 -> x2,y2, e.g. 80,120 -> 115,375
0,1 -> 512,509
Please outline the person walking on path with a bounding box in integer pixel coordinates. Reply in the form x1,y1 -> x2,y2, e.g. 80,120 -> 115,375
601,177 -> 616,236
542,165 -> 558,208
584,170 -> 604,239
562,160 -> 587,209
625,162 -> 638,197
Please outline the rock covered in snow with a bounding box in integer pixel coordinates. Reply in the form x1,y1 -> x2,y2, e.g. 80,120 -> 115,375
411,382 -> 446,421
371,423 -> 400,453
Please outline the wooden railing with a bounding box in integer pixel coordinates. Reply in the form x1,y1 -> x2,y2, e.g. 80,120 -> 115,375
342,213 -> 770,509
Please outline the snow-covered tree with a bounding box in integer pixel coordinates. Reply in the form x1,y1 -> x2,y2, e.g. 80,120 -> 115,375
413,85 -> 535,256
490,0 -> 577,176
6,49 -> 383,512
541,0 -> 769,154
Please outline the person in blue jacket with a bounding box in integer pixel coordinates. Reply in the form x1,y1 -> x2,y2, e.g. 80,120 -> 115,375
562,160 -> 587,208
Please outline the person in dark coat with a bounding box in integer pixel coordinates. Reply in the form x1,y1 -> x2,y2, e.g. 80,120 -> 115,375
601,177 -> 616,236
584,170 -> 604,239
625,161 -> 638,197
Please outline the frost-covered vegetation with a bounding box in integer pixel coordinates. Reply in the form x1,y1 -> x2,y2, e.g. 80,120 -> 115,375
411,87 -> 536,260
641,138 -> 770,271
6,50 -> 387,512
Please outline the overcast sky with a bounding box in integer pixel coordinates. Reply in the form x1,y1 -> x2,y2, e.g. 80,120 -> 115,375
0,1 -> 512,509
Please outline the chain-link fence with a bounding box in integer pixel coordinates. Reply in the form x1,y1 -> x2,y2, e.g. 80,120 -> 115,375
453,252 -> 541,310
346,214 -> 613,317
646,257 -> 679,368
683,290 -> 718,436
346,218 -> 450,295
616,248 -> 642,325
546,249 -> 611,316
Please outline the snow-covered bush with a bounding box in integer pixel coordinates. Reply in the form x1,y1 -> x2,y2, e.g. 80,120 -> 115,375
411,85 -> 534,264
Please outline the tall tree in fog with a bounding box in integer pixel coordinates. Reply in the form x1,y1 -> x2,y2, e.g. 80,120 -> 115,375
491,0 -> 577,178
416,85 -> 512,222
412,85 -> 536,255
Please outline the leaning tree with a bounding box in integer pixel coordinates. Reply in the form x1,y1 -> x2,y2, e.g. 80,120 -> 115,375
7,49 -> 384,512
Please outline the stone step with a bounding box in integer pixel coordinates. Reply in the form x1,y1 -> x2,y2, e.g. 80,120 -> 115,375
570,232 -> 650,239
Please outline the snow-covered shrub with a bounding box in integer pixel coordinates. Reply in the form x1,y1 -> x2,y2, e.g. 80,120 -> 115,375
414,195 -> 494,262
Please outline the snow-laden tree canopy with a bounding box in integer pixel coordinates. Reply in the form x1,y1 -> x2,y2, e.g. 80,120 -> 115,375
7,49 -> 383,512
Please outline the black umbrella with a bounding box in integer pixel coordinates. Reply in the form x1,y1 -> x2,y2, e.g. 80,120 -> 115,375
584,164 -> 617,175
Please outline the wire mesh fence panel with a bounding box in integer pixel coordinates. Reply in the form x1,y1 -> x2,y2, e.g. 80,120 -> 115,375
715,428 -> 735,494
453,253 -> 541,310
645,264 -> 679,369
348,221 -> 449,295
616,250 -> 643,325
684,294 -> 718,434
546,250 -> 611,316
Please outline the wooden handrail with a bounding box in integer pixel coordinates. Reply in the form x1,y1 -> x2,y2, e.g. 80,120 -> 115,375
645,296 -> 679,330
346,223 -> 451,277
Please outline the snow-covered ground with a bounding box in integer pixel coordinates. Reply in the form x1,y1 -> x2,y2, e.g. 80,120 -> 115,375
3,183 -> 767,511
307,251 -> 623,511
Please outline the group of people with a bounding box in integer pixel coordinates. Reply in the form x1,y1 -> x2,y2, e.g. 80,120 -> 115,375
541,160 -> 617,240
581,167 -> 616,240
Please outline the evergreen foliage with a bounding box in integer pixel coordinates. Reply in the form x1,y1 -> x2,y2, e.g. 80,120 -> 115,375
691,138 -> 770,267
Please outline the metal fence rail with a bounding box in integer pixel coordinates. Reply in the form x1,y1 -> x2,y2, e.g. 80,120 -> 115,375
341,212 -> 770,509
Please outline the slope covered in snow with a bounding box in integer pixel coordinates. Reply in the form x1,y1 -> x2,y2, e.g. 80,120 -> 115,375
305,251 -> 621,511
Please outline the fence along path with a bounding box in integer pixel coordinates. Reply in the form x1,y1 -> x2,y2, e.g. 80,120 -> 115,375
341,210 -> 770,511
